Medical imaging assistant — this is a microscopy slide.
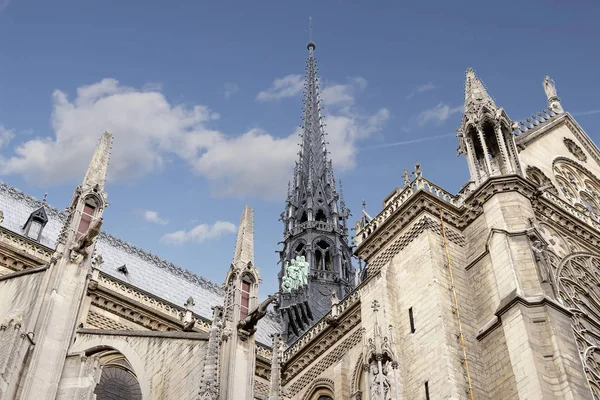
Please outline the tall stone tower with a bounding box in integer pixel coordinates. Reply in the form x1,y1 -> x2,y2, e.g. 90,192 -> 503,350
278,36 -> 354,343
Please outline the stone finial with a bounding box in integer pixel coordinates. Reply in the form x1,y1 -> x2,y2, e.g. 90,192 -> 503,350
371,299 -> 380,312
464,67 -> 496,113
403,168 -> 411,187
83,131 -> 113,190
232,206 -> 255,268
198,306 -> 223,398
414,163 -> 422,179
543,76 -> 564,114
185,296 -> 195,310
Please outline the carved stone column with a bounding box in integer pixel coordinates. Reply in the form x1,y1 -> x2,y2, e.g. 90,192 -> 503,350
476,127 -> 494,178
494,121 -> 512,174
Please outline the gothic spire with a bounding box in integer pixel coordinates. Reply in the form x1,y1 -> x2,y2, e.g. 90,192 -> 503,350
232,206 -> 254,268
83,131 -> 113,190
464,68 -> 496,115
294,28 -> 332,199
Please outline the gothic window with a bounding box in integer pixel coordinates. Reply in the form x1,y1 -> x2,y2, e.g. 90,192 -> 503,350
94,363 -> 142,400
317,397 -> 333,400
295,242 -> 306,258
77,202 -> 96,239
553,160 -> 600,218
556,254 -> 600,398
315,240 -> 332,271
240,281 -> 251,319
300,211 -> 308,223
315,209 -> 327,222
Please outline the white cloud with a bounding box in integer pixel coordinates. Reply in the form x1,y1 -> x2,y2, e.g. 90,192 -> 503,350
417,103 -> 462,126
142,210 -> 168,225
572,109 -> 600,116
406,82 -> 436,100
161,221 -> 237,245
223,82 -> 239,99
256,74 -> 304,102
0,77 -> 389,200
0,125 -> 14,148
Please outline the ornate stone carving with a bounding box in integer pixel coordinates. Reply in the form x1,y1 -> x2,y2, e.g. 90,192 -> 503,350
564,138 -> 587,162
238,294 -> 277,337
555,253 -> 600,397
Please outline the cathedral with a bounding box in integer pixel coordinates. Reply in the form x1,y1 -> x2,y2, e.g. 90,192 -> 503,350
1,32 -> 600,400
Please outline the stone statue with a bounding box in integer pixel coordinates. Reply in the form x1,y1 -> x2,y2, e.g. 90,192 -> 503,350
543,76 -> 557,99
237,294 -> 278,336
281,256 -> 309,293
369,362 -> 392,400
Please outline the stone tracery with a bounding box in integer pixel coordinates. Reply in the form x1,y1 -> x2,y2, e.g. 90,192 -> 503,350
555,253 -> 600,398
553,158 -> 600,218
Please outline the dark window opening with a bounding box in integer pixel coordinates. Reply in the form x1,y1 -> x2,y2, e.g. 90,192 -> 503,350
295,243 -> 306,257
409,307 -> 415,333
315,209 -> 327,222
315,240 -> 332,271
425,381 -> 430,400
300,211 -> 308,223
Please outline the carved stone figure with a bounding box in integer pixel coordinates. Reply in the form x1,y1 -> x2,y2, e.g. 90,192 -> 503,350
237,294 -> 278,336
73,217 -> 103,255
543,76 -> 557,99
281,256 -> 309,293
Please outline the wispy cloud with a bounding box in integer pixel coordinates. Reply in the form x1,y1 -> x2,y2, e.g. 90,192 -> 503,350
406,82 -> 436,100
256,74 -> 304,102
0,0 -> 10,12
417,103 -> 462,126
0,125 -> 14,148
223,82 -> 239,99
161,221 -> 237,245
571,109 -> 600,116
359,133 -> 455,151
141,210 -> 168,225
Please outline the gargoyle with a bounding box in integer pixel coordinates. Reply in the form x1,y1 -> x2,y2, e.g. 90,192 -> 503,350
237,294 -> 278,336
73,217 -> 103,254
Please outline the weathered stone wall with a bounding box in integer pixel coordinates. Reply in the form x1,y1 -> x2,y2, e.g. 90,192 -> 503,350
0,270 -> 46,399
58,331 -> 207,400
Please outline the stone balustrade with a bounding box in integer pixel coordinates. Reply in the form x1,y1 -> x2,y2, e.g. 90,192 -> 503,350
355,175 -> 458,246
542,191 -> 600,232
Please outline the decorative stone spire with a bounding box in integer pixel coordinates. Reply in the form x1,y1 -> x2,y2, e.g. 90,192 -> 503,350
543,76 -> 564,114
464,68 -> 496,114
232,206 -> 254,269
198,306 -> 223,400
83,131 -> 113,190
278,26 -> 355,344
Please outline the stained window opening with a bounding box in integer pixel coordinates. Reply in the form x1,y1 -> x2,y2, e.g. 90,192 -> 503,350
240,281 -> 250,319
409,307 -> 415,333
77,204 -> 96,239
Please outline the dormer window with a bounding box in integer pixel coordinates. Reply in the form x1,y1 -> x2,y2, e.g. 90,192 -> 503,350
77,203 -> 96,239
23,206 -> 48,242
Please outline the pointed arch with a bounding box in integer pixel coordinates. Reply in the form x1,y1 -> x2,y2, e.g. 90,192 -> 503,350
301,378 -> 335,400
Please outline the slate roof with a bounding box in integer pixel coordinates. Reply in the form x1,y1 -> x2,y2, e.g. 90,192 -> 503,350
0,181 -> 280,346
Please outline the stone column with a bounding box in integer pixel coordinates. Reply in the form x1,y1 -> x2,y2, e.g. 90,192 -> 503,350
494,122 -> 512,174
464,134 -> 481,183
476,127 -> 494,178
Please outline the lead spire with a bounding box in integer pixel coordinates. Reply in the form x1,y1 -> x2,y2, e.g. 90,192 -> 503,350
83,131 -> 113,190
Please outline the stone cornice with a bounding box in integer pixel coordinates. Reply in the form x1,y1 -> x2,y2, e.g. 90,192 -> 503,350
0,265 -> 49,282
0,225 -> 54,266
476,291 -> 573,340
76,328 -> 208,340
90,272 -> 212,332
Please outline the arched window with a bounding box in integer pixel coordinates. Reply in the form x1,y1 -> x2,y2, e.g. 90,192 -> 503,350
300,211 -> 308,223
77,198 -> 97,239
240,279 -> 251,319
315,240 -> 332,271
553,159 -> 600,218
94,353 -> 142,400
315,209 -> 327,223
526,166 -> 558,196
295,242 -> 306,258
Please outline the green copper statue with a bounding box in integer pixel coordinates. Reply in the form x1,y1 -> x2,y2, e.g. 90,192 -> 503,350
281,255 -> 309,293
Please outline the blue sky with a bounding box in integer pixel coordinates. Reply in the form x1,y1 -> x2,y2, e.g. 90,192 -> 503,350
1,0 -> 599,299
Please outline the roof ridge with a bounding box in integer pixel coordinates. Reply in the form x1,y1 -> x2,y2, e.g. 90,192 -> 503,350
0,180 -> 224,296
